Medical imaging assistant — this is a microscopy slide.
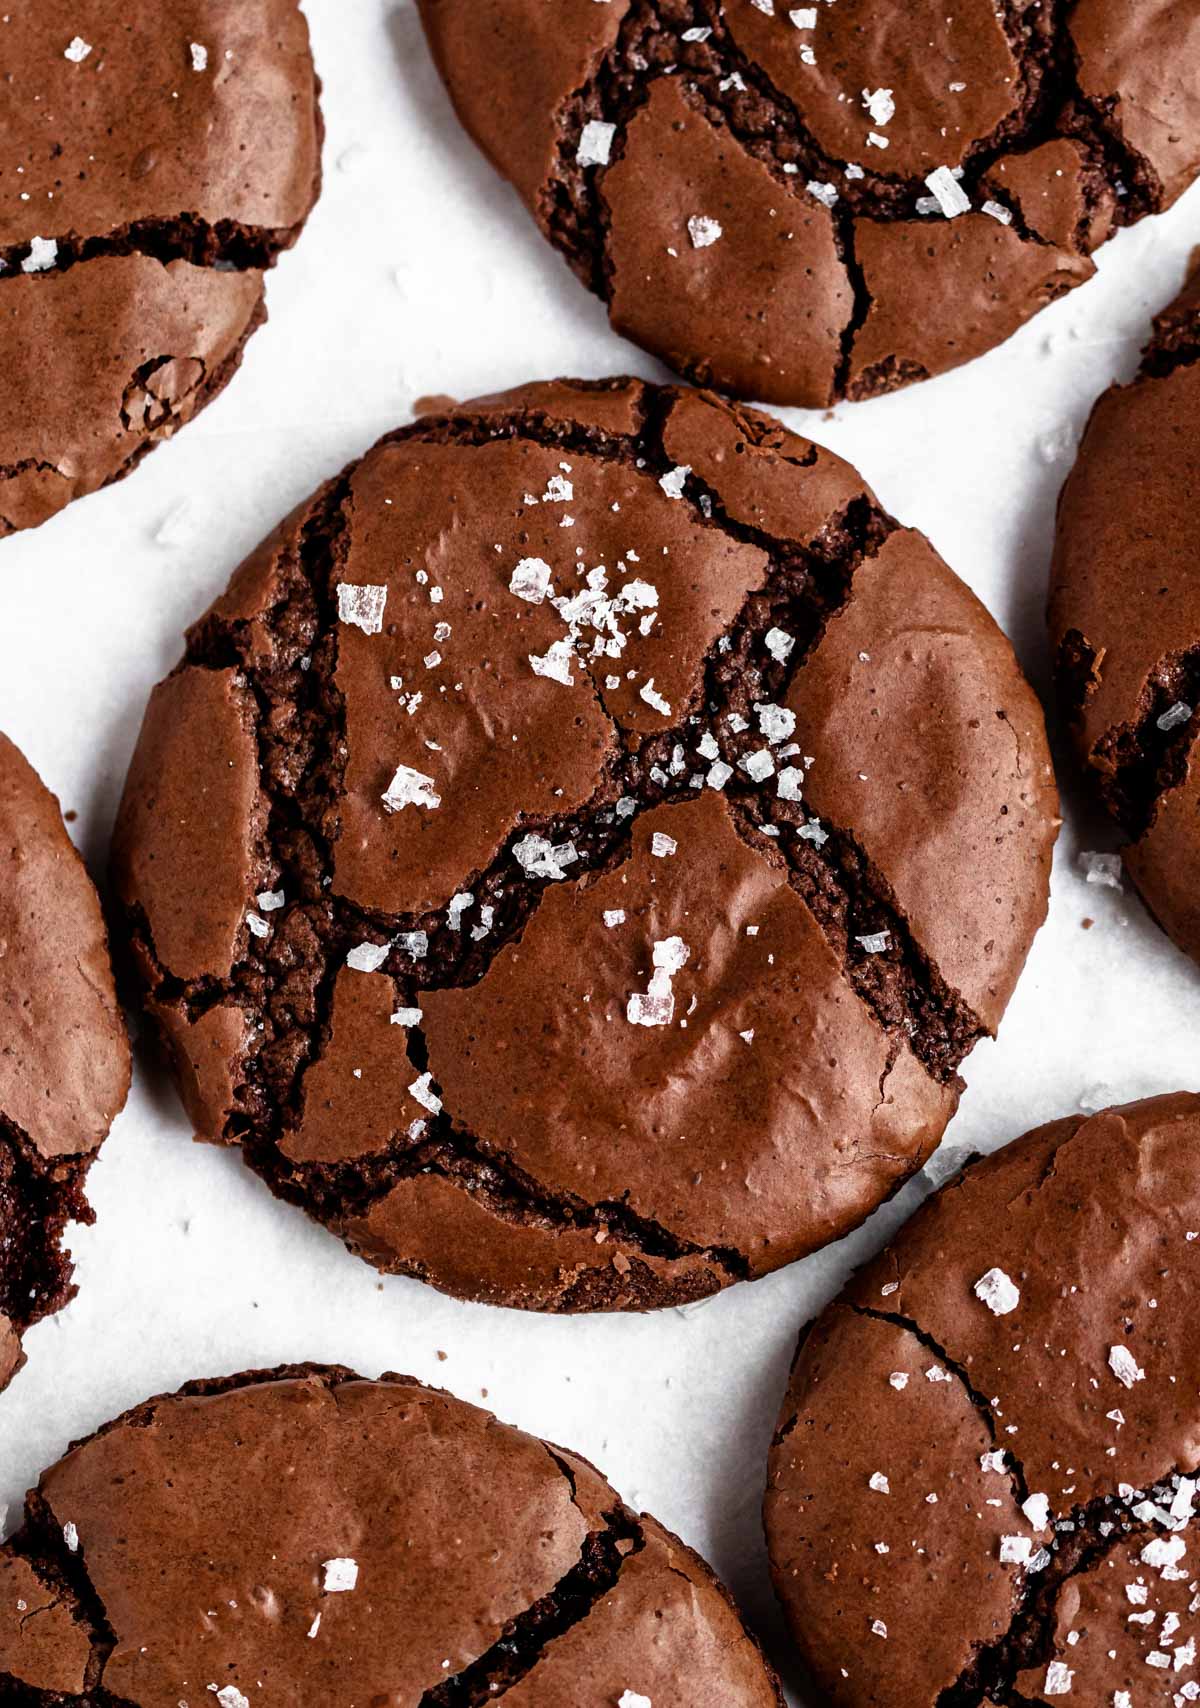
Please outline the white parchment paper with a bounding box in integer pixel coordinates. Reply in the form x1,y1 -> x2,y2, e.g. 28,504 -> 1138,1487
1,5 -> 1198,1700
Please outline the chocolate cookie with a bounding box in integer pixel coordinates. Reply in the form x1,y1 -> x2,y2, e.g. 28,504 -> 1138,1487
1050,257 -> 1200,967
0,1363 -> 783,1705
0,1 -> 321,540
112,377 -> 1058,1312
416,0 -> 1200,407
0,734 -> 130,1395
765,1092 -> 1200,1708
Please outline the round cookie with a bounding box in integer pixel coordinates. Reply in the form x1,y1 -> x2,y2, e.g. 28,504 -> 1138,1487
1050,256 -> 1200,967
0,1 -> 321,541
416,0 -> 1200,407
765,1091 -> 1200,1708
112,376 -> 1058,1312
0,1363 -> 783,1706
0,734 -> 130,1394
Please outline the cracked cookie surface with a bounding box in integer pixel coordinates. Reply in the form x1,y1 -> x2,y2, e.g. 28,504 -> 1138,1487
765,1091 -> 1200,1708
0,734 -> 130,1397
111,376 -> 1058,1312
1050,254 -> 1200,968
417,0 -> 1200,407
0,1364 -> 784,1707
0,0 -> 322,541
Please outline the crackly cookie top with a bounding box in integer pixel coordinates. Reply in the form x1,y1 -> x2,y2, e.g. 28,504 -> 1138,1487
112,377 -> 1057,1313
0,733 -> 130,1395
0,0 -> 321,540
1050,254 -> 1200,967
417,0 -> 1200,406
766,1092 -> 1200,1708
0,1365 -> 783,1706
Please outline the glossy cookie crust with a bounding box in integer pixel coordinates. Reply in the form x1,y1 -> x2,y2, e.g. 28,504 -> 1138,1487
1050,256 -> 1200,967
417,0 -> 1200,407
0,1365 -> 784,1706
112,377 -> 1058,1312
0,734 -> 129,1394
0,0 -> 322,540
766,1092 -> 1200,1708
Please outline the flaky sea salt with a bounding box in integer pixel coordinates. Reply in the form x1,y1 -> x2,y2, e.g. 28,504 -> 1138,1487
869,1472 -> 890,1494
190,42 -> 209,71
63,36 -> 91,61
862,87 -> 895,126
765,626 -> 794,662
346,942 -> 389,973
1157,700 -> 1193,732
513,835 -> 577,881
628,937 -> 689,1028
257,889 -> 285,912
321,1557 -> 359,1593
390,1008 -> 422,1027
529,639 -> 576,686
688,215 -> 723,249
659,465 -> 690,499
408,1074 -> 441,1116
22,236 -> 57,273
382,764 -> 441,812
577,120 -> 616,166
974,1267 -> 1020,1315
63,1522 -> 79,1553
924,165 -> 971,218
337,582 -> 387,634
651,832 -> 677,858
856,932 -> 890,954
246,912 -> 270,940
1109,1344 -> 1145,1388
1044,1661 -> 1073,1695
510,557 -> 553,604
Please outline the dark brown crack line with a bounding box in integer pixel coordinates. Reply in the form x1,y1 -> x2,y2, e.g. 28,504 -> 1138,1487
0,1492 -> 134,1705
1085,644 -> 1200,838
0,212 -> 304,282
419,1507 -> 644,1707
534,0 -> 1161,326
939,1465 -> 1200,1707
0,1117 -> 94,1337
851,1303 -> 1030,1502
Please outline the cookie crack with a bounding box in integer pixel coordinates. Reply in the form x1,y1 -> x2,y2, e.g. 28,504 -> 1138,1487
1083,643 -> 1200,840
0,212 -> 304,282
0,1491 -> 134,1705
0,1115 -> 94,1340
418,1503 -> 644,1707
850,1303 -> 1032,1505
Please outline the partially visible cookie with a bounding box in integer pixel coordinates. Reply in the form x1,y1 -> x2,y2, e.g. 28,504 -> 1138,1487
112,376 -> 1058,1312
417,0 -> 1199,406
1050,255 -> 1200,966
765,1092 -> 1200,1707
0,734 -> 130,1394
0,1 -> 322,540
0,1364 -> 783,1706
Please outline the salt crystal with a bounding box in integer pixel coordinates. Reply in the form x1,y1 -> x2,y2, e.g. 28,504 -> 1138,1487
924,165 -> 971,218
382,764 -> 441,812
1044,1661 -> 1073,1695
390,1008 -> 422,1027
651,832 -> 677,858
1080,851 -> 1123,889
190,42 -> 209,71
856,931 -> 890,954
862,87 -> 895,126
63,36 -> 91,61
337,583 -> 387,634
659,465 -> 691,499
21,236 -> 57,273
577,120 -> 616,167
321,1558 -> 359,1593
1157,701 -> 1193,733
1109,1345 -> 1145,1388
346,942 -> 389,973
688,215 -> 723,249
974,1267 -> 1020,1315
408,1074 -> 441,1115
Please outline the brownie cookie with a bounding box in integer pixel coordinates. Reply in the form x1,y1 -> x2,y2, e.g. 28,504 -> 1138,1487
0,1363 -> 784,1706
0,734 -> 129,1395
1050,257 -> 1200,968
765,1092 -> 1200,1708
416,0 -> 1200,408
112,377 -> 1058,1312
0,1 -> 321,540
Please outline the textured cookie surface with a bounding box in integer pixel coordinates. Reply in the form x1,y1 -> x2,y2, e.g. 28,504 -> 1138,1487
0,0 -> 321,539
0,734 -> 130,1394
112,377 -> 1057,1312
765,1092 -> 1200,1708
1050,257 -> 1200,966
0,1364 -> 783,1706
417,0 -> 1200,407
